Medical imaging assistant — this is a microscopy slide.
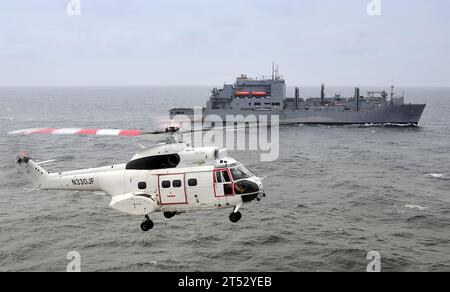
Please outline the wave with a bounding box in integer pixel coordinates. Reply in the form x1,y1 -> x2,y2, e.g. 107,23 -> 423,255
356,123 -> 419,128
406,215 -> 428,223
404,204 -> 427,211
426,173 -> 449,180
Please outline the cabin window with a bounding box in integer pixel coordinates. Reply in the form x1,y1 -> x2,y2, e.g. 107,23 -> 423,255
172,180 -> 182,188
222,170 -> 233,195
161,181 -> 171,188
215,171 -> 222,183
138,182 -> 147,190
254,102 -> 261,106
214,169 -> 234,196
126,154 -> 180,170
272,102 -> 281,106
188,178 -> 198,186
221,170 -> 231,182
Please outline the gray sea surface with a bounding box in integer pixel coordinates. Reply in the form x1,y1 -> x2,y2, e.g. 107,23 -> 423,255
0,86 -> 449,271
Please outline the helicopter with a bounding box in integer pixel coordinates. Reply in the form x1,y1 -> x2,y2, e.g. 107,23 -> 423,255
10,125 -> 266,232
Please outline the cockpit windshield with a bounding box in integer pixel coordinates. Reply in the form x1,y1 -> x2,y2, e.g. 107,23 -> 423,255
230,165 -> 255,181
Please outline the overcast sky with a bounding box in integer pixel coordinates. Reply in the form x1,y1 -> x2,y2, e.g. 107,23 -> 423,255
1,0 -> 449,86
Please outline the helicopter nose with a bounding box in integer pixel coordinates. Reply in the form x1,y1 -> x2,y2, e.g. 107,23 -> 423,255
255,177 -> 266,198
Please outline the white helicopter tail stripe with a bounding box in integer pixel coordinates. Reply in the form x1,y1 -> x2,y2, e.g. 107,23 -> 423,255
8,128 -> 45,135
52,128 -> 83,135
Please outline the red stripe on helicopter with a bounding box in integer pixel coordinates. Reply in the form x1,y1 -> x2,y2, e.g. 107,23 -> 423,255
32,128 -> 58,134
76,129 -> 99,135
118,130 -> 142,136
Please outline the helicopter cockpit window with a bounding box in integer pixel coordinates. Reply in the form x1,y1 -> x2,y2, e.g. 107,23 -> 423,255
238,165 -> 255,178
126,154 -> 180,170
230,167 -> 248,181
224,184 -> 233,195
234,180 -> 259,195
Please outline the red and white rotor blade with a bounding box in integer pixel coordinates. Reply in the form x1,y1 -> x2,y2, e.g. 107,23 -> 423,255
8,128 -> 143,136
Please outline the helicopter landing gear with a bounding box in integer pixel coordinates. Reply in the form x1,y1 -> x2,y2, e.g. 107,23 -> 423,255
229,205 -> 242,223
140,215 -> 154,232
229,211 -> 242,223
163,212 -> 176,219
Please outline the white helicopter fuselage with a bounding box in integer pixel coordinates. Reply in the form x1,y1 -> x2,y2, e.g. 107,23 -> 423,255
18,143 -> 265,229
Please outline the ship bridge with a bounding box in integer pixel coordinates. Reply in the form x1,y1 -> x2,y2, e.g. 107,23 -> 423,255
206,74 -> 286,112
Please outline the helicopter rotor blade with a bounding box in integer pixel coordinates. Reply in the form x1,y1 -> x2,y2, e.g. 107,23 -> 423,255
11,127 -> 187,136
7,120 -> 256,138
8,128 -> 145,136
7,123 -> 223,138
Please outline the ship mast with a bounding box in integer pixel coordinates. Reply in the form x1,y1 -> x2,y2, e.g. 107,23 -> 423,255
271,62 -> 280,80
390,84 -> 395,104
321,84 -> 325,105
355,87 -> 360,111
272,62 -> 275,80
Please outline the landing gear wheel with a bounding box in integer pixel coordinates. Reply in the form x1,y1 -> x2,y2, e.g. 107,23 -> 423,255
229,211 -> 242,223
140,218 -> 154,231
164,212 -> 176,219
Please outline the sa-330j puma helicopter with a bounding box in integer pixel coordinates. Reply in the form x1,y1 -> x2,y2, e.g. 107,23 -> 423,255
10,125 -> 266,232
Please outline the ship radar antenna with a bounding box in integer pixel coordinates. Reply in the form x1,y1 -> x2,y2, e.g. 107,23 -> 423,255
271,62 -> 281,80
390,84 -> 395,101
272,62 -> 275,80
390,78 -> 395,100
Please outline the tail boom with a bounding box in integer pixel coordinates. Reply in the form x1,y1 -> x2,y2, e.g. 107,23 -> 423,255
17,155 -> 117,192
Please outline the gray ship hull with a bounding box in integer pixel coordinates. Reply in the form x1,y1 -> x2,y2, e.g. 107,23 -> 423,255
282,104 -> 426,125
201,104 -> 426,125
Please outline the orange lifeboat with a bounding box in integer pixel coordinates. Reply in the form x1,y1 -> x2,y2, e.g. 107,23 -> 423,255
235,91 -> 250,96
251,91 -> 267,96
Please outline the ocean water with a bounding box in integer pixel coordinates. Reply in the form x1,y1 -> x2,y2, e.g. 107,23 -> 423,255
0,86 -> 449,272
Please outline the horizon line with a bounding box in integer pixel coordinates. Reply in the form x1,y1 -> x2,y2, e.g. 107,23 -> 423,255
1,84 -> 450,88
